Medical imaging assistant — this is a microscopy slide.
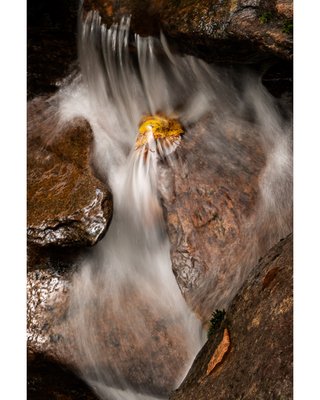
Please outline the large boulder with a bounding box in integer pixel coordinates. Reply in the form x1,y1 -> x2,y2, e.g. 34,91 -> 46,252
27,96 -> 113,247
170,233 -> 293,400
159,113 -> 292,322
82,0 -> 293,62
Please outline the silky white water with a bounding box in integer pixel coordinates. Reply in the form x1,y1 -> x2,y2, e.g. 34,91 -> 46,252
54,7 -> 292,400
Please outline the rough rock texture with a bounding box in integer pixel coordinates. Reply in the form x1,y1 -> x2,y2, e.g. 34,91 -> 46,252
170,233 -> 293,400
27,266 -> 72,359
27,96 -> 113,247
82,0 -> 293,62
159,112 -> 292,322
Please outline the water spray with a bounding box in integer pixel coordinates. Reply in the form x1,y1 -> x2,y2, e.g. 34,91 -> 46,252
52,7 -> 292,400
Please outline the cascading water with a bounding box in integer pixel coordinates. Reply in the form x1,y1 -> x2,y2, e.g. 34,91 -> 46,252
53,5 -> 292,400
58,10 -> 208,400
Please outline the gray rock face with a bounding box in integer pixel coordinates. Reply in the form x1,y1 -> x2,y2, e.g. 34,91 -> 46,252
170,234 -> 293,400
27,97 -> 113,247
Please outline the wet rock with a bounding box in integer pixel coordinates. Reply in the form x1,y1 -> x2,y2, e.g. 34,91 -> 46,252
27,266 -> 72,360
159,113 -> 292,322
27,261 -> 200,397
170,234 -> 293,400
28,353 -> 99,400
82,0 -> 293,62
27,242 -> 86,273
27,96 -> 113,247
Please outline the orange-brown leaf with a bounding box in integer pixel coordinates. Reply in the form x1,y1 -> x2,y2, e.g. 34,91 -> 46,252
206,328 -> 230,376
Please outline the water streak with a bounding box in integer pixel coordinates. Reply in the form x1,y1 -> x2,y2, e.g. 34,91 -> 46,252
55,8 -> 292,400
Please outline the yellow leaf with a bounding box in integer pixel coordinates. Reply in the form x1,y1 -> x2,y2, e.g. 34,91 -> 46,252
135,114 -> 184,150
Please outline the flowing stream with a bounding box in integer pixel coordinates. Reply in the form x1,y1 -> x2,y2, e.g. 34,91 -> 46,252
54,6 -> 292,400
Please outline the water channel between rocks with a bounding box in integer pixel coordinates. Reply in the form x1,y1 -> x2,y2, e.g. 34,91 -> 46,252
41,7 -> 293,400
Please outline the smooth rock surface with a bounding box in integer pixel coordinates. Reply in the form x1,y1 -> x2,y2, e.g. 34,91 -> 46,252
160,112 -> 292,322
27,96 -> 113,247
170,234 -> 293,400
82,0 -> 293,62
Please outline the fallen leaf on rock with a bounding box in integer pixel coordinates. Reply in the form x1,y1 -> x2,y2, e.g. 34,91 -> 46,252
206,328 -> 230,376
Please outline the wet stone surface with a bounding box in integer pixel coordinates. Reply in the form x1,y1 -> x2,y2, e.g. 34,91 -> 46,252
27,240 -> 100,399
83,0 -> 293,63
170,234 -> 293,400
27,266 -> 72,360
159,113 -> 292,322
27,2 -> 293,397
27,96 -> 113,247
28,353 -> 99,400
27,260 -> 200,397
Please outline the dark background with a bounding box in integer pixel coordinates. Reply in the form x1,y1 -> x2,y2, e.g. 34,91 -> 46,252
27,0 -> 79,99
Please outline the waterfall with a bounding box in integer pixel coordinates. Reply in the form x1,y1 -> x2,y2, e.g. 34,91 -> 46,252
54,6 -> 292,400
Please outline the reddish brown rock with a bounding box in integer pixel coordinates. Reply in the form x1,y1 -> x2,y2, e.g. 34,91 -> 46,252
170,234 -> 293,400
27,96 -> 113,247
27,262 -> 200,397
82,0 -> 293,62
276,0 -> 293,19
160,114 -> 292,322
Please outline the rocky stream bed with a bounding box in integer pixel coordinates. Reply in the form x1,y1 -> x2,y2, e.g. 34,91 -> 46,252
27,0 -> 293,399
